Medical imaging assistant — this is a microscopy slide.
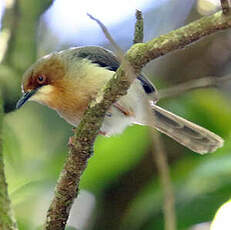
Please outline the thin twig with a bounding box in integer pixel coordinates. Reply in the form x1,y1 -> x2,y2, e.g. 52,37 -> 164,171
87,13 -> 124,59
220,0 -> 230,14
87,13 -> 135,83
151,131 -> 176,230
0,96 -> 18,230
133,10 -> 144,44
159,75 -> 231,99
44,10 -> 231,230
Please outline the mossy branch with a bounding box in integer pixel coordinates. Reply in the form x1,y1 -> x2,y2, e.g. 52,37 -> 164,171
45,10 -> 231,230
133,10 -> 144,44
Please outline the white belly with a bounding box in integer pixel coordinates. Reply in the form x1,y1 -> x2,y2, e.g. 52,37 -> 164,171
100,79 -> 151,136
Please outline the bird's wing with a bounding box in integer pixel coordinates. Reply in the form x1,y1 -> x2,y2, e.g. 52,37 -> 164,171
72,46 -> 157,96
151,104 -> 224,154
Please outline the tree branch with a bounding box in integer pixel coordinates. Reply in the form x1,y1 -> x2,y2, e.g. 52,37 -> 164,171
159,75 -> 231,99
0,96 -> 18,230
133,10 -> 144,44
44,10 -> 231,230
220,0 -> 230,14
87,13 -> 135,82
126,11 -> 231,73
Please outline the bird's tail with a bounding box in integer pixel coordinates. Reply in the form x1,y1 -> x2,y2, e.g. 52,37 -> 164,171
150,104 -> 223,154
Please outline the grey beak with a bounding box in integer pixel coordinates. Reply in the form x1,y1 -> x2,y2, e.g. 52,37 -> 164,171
16,89 -> 37,109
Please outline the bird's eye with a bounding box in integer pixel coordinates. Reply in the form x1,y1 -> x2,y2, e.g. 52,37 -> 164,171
37,75 -> 46,84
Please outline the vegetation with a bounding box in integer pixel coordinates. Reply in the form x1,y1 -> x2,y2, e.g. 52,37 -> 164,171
1,1 -> 231,230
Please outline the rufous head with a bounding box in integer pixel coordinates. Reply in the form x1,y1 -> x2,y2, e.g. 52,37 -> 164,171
16,47 -> 113,126
16,52 -> 68,109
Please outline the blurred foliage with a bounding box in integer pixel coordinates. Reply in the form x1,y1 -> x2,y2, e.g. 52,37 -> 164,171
1,1 -> 231,230
80,126 -> 151,193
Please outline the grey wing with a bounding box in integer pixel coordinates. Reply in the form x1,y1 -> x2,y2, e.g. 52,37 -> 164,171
71,46 -> 157,96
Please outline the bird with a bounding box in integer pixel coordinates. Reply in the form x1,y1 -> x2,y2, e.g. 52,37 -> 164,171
16,46 -> 224,154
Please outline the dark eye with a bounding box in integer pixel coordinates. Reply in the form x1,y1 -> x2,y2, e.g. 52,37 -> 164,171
37,75 -> 46,84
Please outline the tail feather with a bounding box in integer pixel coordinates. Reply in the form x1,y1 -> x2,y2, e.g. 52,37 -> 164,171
151,105 -> 224,154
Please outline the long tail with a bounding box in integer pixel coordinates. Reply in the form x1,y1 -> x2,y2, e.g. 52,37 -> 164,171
150,105 -> 224,154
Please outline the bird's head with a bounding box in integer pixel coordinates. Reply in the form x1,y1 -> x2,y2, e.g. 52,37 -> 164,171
16,47 -> 113,125
16,52 -> 70,110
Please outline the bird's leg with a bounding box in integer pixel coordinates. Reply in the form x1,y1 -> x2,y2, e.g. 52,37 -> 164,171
113,103 -> 134,116
99,130 -> 107,136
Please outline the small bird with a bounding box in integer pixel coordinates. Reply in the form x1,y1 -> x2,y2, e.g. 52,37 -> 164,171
16,46 -> 223,154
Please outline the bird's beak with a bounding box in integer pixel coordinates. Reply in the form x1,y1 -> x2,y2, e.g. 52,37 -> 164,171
16,89 -> 37,109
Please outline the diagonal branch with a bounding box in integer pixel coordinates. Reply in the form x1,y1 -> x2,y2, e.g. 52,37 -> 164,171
44,10 -> 231,230
126,11 -> 231,73
87,13 -> 135,82
87,13 -> 124,58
